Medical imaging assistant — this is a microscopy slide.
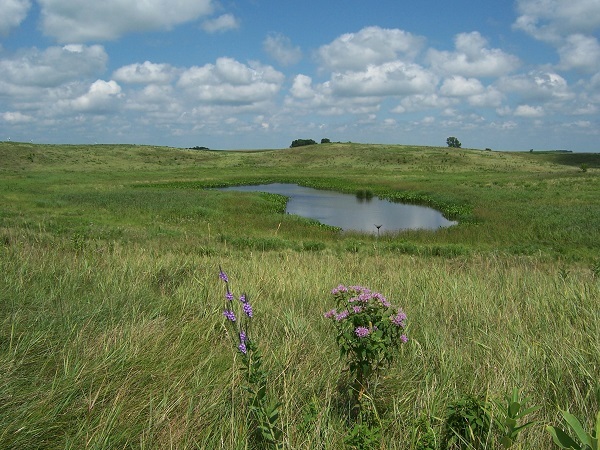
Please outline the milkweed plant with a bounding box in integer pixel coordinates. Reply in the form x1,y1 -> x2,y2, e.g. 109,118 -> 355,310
219,267 -> 282,449
324,284 -> 408,401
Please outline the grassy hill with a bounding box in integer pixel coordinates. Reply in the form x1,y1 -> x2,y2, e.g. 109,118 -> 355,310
1,141 -> 599,448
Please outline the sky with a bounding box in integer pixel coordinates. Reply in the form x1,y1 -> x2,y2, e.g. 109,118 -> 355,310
1,0 -> 599,151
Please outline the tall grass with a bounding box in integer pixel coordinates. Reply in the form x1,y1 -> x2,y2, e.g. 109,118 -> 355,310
1,239 -> 598,448
1,142 -> 599,448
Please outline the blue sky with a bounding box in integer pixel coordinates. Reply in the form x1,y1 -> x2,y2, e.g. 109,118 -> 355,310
1,0 -> 599,151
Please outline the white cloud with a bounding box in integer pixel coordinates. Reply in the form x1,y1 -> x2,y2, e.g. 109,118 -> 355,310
0,0 -> 31,35
558,34 -> 600,72
71,80 -> 122,112
177,57 -> 284,106
113,61 -> 176,84
317,26 -> 426,71
393,94 -> 456,113
514,0 -> 600,42
38,0 -> 214,42
290,74 -> 315,99
467,86 -> 504,108
440,76 -> 485,96
0,45 -> 108,87
498,71 -> 573,103
427,32 -> 520,77
514,104 -> 545,117
263,33 -> 302,66
330,61 -> 438,97
201,14 -> 239,33
2,111 -> 33,123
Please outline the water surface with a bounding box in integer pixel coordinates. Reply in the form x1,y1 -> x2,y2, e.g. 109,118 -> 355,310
220,183 -> 456,233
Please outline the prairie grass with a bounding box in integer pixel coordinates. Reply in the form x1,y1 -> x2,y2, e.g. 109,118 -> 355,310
1,142 -> 599,448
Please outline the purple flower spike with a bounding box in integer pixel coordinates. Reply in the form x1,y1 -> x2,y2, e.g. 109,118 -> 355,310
242,302 -> 253,318
219,268 -> 229,283
223,309 -> 236,322
239,331 -> 247,342
225,291 -> 234,301
238,342 -> 247,354
355,326 -> 370,338
400,334 -> 408,343
239,294 -> 247,303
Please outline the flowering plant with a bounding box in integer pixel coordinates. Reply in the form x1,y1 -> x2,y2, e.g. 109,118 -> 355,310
324,284 -> 408,399
219,267 -> 282,449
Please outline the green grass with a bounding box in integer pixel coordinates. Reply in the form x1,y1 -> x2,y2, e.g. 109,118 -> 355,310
1,141 -> 599,448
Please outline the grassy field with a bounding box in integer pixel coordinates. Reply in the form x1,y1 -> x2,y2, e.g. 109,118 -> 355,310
1,141 -> 599,448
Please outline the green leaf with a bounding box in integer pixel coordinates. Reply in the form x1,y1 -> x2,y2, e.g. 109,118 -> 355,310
562,410 -> 592,447
500,435 -> 513,448
508,401 -> 521,418
518,405 -> 542,418
547,425 -> 581,449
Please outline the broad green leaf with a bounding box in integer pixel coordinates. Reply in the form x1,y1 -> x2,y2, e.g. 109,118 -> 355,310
563,410 -> 592,447
508,402 -> 521,418
500,435 -> 513,448
547,425 -> 580,449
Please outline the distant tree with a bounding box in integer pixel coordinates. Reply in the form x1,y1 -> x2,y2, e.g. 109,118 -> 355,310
321,138 -> 331,144
290,139 -> 317,148
446,136 -> 461,148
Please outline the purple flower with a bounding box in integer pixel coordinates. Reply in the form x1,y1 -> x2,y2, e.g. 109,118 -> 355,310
374,292 -> 391,308
239,331 -> 247,342
223,309 -> 236,322
400,334 -> 408,343
324,309 -> 337,319
225,291 -> 234,301
335,310 -> 349,321
355,326 -> 370,338
352,305 -> 363,314
242,302 -> 253,318
219,268 -> 228,283
331,285 -> 348,295
391,309 -> 407,327
239,294 -> 247,303
238,342 -> 247,354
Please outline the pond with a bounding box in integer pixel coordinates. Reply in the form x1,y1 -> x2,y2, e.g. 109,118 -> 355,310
220,183 -> 456,233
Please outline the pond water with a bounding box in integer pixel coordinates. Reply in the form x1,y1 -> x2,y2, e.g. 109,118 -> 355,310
220,183 -> 456,233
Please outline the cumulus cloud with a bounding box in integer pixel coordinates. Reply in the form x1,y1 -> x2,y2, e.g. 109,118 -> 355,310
514,0 -> 600,42
290,74 -> 315,99
317,26 -> 426,71
440,76 -> 485,97
113,61 -> 176,84
2,111 -> 33,123
177,57 -> 284,106
467,87 -> 504,108
201,14 -> 239,33
498,71 -> 573,102
0,45 -> 108,87
392,94 -> 456,113
514,104 -> 545,117
330,61 -> 438,97
557,34 -> 600,72
0,0 -> 31,35
71,80 -> 123,113
427,32 -> 520,77
263,33 -> 302,66
38,0 -> 214,42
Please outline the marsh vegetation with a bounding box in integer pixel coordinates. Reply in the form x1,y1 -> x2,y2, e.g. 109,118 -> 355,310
1,141 -> 599,448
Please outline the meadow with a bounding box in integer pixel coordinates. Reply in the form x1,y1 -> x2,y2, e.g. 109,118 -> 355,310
1,141 -> 599,448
